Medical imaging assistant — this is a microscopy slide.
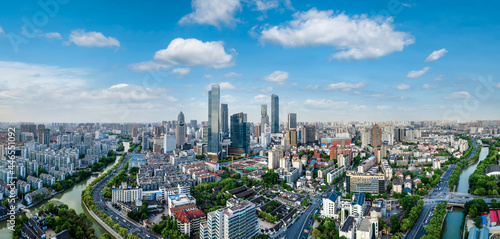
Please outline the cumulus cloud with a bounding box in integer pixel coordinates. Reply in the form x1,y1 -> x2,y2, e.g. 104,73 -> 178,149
129,61 -> 170,72
204,82 -> 237,91
263,70 -> 288,86
259,8 -> 414,60
154,38 -> 234,69
323,82 -> 365,91
407,67 -> 430,78
305,84 -> 321,90
251,94 -> 269,103
396,83 -> 410,90
69,29 -> 120,47
425,48 -> 448,62
250,0 -> 294,12
179,0 -> 242,28
171,67 -> 191,78
445,91 -> 471,99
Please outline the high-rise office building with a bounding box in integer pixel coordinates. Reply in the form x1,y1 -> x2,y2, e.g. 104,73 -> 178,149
271,94 -> 279,133
345,171 -> 385,194
371,124 -> 382,148
261,104 -> 269,134
302,125 -> 316,144
230,112 -> 250,154
208,84 -> 220,154
176,111 -> 186,147
200,199 -> 258,239
288,113 -> 297,130
221,104 -> 229,138
190,120 -> 198,129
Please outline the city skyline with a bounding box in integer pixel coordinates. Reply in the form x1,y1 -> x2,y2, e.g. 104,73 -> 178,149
1,0 -> 500,123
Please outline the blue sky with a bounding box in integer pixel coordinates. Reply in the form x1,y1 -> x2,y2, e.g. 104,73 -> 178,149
0,0 -> 499,123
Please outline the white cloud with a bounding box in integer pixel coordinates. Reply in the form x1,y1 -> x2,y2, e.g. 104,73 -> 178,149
251,94 -> 269,103
431,74 -> 444,81
69,29 -> 120,47
421,83 -> 438,89
259,8 -> 414,60
396,83 -> 410,90
171,67 -> 191,78
0,61 -> 178,122
425,48 -> 448,62
407,67 -> 430,78
370,93 -> 385,98
0,27 -> 5,35
154,38 -> 234,69
129,61 -> 170,72
221,94 -> 240,103
377,105 -> 391,110
263,70 -> 288,86
353,91 -> 362,95
204,82 -> 237,91
496,83 -> 500,89
250,0 -> 294,12
44,32 -> 62,39
221,72 -> 242,78
323,82 -> 365,91
179,0 -> 242,28
204,75 -> 214,81
445,91 -> 471,99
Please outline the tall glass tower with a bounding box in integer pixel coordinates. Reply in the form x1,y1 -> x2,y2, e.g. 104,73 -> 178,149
208,84 -> 220,153
261,104 -> 269,134
271,94 -> 279,133
230,112 -> 249,154
221,103 -> 229,138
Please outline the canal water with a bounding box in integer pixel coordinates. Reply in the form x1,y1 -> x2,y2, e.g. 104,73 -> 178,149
456,145 -> 489,193
442,145 -> 489,239
0,142 -> 129,238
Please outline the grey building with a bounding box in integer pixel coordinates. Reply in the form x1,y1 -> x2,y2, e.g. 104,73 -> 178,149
230,112 -> 250,154
176,111 -> 186,147
208,84 -> 220,154
288,113 -> 297,130
261,104 -> 269,134
221,104 -> 229,138
271,94 -> 279,133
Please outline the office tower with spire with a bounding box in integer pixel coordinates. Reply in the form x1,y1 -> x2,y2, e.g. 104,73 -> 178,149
271,94 -> 279,133
176,111 -> 186,147
208,84 -> 220,154
261,104 -> 269,134
221,104 -> 229,138
230,112 -> 250,155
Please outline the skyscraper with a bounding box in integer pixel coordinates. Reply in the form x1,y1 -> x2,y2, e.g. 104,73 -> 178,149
371,124 -> 382,148
221,104 -> 229,138
288,113 -> 297,130
271,94 -> 279,133
208,84 -> 220,154
261,104 -> 269,134
230,112 -> 250,154
176,111 -> 186,147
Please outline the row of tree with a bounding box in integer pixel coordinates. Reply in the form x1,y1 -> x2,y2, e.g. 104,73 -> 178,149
421,202 -> 447,239
469,140 -> 500,195
81,153 -> 140,239
449,139 -> 481,190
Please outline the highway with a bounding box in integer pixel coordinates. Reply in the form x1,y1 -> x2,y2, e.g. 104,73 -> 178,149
91,151 -> 157,239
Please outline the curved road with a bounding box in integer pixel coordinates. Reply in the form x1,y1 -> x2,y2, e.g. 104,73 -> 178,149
91,152 -> 157,239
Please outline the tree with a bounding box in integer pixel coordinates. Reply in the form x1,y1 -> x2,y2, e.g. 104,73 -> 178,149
469,205 -> 478,218
311,228 -> 321,238
266,206 -> 274,213
390,215 -> 400,232
474,216 -> 482,227
100,233 -> 113,239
